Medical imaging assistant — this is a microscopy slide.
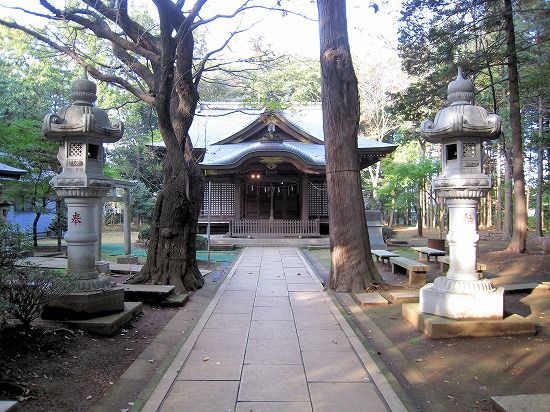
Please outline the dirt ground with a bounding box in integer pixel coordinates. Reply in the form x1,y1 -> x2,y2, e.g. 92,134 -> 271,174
1,227 -> 549,411
311,227 -> 550,412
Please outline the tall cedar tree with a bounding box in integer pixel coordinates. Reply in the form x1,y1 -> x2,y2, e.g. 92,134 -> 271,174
317,0 -> 382,292
504,0 -> 527,252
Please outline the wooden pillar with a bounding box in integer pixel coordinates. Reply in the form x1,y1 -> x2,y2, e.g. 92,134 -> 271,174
301,175 -> 309,221
234,177 -> 241,220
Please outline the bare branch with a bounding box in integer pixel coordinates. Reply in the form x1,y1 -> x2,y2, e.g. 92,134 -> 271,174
0,18 -> 155,106
81,0 -> 160,55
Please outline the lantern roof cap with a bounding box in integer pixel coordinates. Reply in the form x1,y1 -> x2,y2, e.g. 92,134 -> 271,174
447,66 -> 475,106
420,67 -> 501,143
71,67 -> 97,106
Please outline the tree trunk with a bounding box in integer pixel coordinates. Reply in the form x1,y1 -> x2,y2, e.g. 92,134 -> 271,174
130,161 -> 204,293
317,0 -> 382,292
504,0 -> 527,252
496,141 -> 503,231
127,7 -> 205,292
535,96 -> 544,237
504,154 -> 513,236
32,211 -> 41,247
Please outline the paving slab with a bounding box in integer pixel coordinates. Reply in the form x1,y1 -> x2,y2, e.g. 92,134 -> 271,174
0,401 -> 20,412
491,393 -> 550,412
503,283 -> 541,293
353,292 -> 390,306
384,290 -> 420,303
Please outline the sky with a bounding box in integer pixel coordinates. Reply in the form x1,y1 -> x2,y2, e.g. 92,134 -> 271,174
0,0 -> 403,61
195,0 -> 403,59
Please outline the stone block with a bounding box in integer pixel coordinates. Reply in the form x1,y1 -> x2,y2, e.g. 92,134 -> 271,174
402,303 -> 537,339
41,287 -> 125,320
352,293 -> 389,306
117,254 -> 139,264
61,301 -> 143,335
384,290 -> 419,303
95,260 -> 110,274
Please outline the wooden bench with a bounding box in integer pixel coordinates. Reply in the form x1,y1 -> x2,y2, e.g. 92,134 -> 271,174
439,255 -> 487,277
411,246 -> 446,263
389,256 -> 429,286
371,249 -> 399,266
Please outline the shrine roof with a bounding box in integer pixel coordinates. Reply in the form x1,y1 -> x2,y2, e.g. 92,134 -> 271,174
0,162 -> 27,179
150,103 -> 397,169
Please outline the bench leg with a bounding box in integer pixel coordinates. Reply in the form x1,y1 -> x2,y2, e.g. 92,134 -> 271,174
408,271 -> 427,286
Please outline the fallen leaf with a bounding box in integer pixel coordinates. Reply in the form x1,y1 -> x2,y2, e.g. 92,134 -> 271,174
415,358 -> 423,362
203,357 -> 210,362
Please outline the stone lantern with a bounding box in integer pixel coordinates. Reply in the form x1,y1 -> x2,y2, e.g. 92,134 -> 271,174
419,67 -> 503,319
42,68 -> 124,318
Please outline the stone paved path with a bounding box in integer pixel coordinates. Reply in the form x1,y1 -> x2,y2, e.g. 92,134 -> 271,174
141,247 -> 407,412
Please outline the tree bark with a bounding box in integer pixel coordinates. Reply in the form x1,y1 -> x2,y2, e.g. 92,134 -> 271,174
496,141 -> 503,231
504,0 -> 527,252
535,96 -> 544,237
127,2 -> 205,292
317,0 -> 382,292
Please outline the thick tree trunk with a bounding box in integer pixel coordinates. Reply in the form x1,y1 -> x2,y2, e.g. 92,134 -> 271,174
127,6 -> 205,292
504,0 -> 527,252
317,0 -> 382,292
129,161 -> 204,293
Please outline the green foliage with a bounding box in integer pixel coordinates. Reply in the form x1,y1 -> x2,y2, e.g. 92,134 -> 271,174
47,204 -> 67,234
0,222 -> 73,329
376,140 -> 439,217
138,224 -> 151,245
0,223 -> 32,268
131,182 -> 157,225
382,226 -> 397,242
196,235 -> 209,251
0,118 -> 59,244
198,53 -> 321,107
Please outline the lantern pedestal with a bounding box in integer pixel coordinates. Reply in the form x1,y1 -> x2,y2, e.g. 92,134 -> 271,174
419,278 -> 504,319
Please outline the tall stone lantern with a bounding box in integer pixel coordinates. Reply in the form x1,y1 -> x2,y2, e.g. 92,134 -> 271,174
419,67 -> 503,319
42,69 -> 124,318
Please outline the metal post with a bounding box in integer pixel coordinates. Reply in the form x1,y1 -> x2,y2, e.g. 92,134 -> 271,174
123,187 -> 131,256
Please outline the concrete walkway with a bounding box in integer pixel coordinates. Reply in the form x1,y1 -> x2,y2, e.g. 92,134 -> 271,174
139,247 -> 407,412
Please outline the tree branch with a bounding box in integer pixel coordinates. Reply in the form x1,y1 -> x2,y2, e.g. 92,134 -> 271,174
0,18 -> 155,106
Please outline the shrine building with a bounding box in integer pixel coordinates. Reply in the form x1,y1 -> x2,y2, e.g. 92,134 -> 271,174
153,103 -> 397,237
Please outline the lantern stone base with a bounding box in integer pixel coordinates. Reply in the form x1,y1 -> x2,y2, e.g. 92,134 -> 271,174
59,302 -> 143,336
41,287 -> 125,320
419,277 -> 504,319
402,303 -> 536,339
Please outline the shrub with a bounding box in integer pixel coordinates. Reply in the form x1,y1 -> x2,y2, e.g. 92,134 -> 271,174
382,226 -> 397,243
0,267 -> 73,329
138,225 -> 151,245
196,235 -> 208,250
0,222 -> 73,329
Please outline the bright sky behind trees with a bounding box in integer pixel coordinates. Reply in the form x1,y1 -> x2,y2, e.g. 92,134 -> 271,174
0,0 -> 402,60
